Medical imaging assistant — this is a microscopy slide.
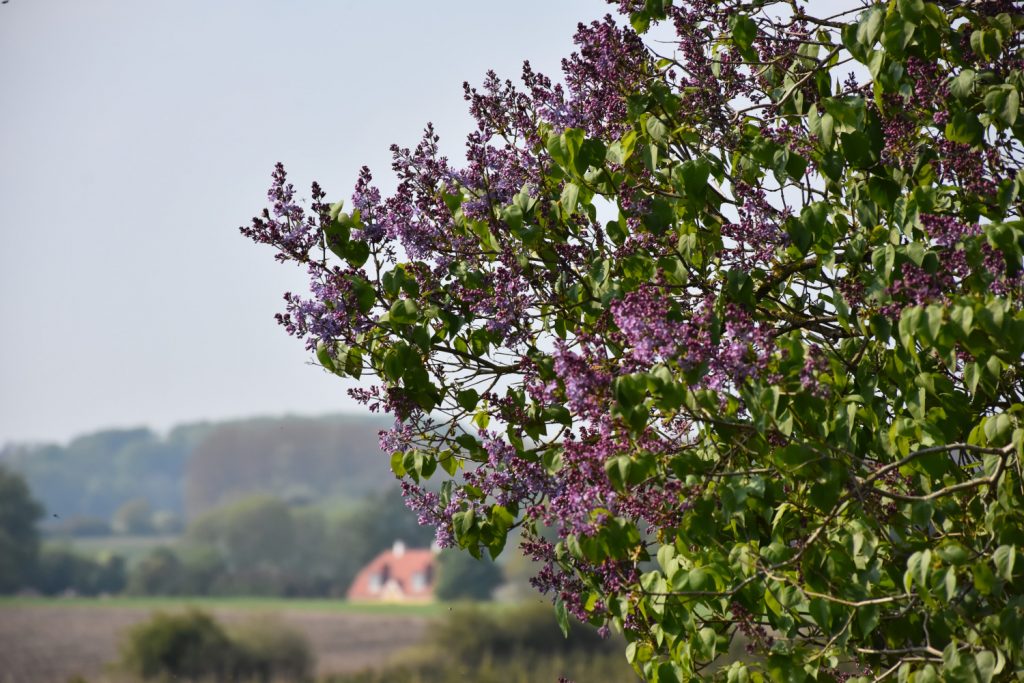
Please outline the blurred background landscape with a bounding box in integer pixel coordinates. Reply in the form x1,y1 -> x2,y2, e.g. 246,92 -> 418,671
0,415 -> 637,682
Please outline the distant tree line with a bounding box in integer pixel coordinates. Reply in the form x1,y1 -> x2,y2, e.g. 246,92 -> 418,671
0,414 -> 396,528
125,491 -> 439,597
0,426 -> 198,521
1,464 -> 503,600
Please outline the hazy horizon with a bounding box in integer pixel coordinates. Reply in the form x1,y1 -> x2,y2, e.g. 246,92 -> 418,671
0,408 -> 392,448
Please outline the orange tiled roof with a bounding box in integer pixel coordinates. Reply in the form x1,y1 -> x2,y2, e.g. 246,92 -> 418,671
346,545 -> 435,601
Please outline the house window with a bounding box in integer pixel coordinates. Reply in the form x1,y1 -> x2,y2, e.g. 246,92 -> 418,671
369,564 -> 390,594
411,571 -> 428,591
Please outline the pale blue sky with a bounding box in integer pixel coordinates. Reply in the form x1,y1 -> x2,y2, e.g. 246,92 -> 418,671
0,0 -> 603,443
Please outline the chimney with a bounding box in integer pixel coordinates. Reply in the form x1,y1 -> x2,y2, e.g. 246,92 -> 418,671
392,540 -> 406,557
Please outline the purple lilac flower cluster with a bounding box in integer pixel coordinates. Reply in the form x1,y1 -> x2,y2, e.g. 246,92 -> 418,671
520,13 -> 663,154
721,183 -> 788,270
349,166 -> 385,243
400,481 -> 457,548
799,344 -> 830,398
240,163 -> 322,261
550,342 -> 613,419
707,305 -> 776,390
883,263 -> 953,320
609,288 -> 690,365
460,432 -> 552,510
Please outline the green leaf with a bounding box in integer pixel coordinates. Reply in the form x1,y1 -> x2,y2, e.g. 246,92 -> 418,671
344,346 -> 363,379
857,7 -> 884,47
656,543 -> 677,573
857,603 -> 880,636
389,299 -> 419,324
993,545 -> 1015,581
882,17 -> 915,54
501,204 -> 523,232
344,239 -> 370,268
696,626 -> 718,660
983,413 -> 1012,445
688,567 -> 708,590
456,389 -> 480,411
547,129 -> 583,171
629,11 -> 651,33
490,503 -> 515,532
657,662 -> 684,683
949,70 -> 976,99
950,304 -> 974,340
730,14 -> 757,50
898,306 -> 923,352
974,651 -> 998,683
390,451 -> 405,475
323,214 -> 351,258
328,200 -> 345,222
819,112 -> 835,148
382,347 -> 406,381
674,158 -> 711,200
455,507 -> 475,537
786,216 -> 812,255
945,112 -> 983,145
604,455 -> 632,492
554,596 -> 570,637
964,362 -> 982,396
973,561 -> 996,594
545,405 -> 572,426
725,663 -> 750,683
560,182 -> 581,213
350,276 -> 376,314
640,143 -> 658,172
439,450 -> 459,476
809,598 -> 831,630
613,374 -> 647,411
905,549 -> 931,592
316,341 -> 339,374
606,219 -> 626,245
937,541 -> 970,566
971,29 -> 1003,62
800,202 -> 828,241
984,84 -> 1020,127
920,304 -> 944,346
897,0 -> 924,21
644,115 -> 670,144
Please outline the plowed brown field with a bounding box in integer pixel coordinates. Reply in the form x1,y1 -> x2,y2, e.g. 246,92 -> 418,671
0,601 -> 429,682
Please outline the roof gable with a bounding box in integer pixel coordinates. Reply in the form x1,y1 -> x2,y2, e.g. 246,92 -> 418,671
347,546 -> 436,601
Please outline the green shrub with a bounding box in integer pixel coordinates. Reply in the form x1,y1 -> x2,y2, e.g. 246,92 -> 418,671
119,609 -> 235,680
118,608 -> 314,681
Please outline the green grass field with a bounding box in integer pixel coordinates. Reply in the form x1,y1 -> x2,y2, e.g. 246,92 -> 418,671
0,595 -> 448,616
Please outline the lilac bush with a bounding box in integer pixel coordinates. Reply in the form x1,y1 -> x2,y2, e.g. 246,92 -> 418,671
245,2 -> 1024,680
